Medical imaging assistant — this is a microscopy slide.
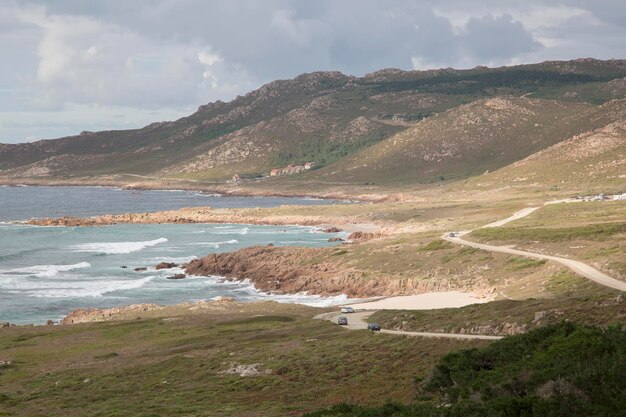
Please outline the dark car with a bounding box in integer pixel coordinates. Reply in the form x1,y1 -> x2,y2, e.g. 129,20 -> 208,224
367,323 -> 381,331
337,316 -> 348,325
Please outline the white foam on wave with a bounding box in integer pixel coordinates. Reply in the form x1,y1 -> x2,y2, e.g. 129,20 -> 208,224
71,238 -> 168,254
247,287 -> 349,307
211,227 -> 248,235
190,239 -> 239,248
191,275 -> 350,307
2,262 -> 91,278
147,255 -> 198,264
3,275 -> 155,298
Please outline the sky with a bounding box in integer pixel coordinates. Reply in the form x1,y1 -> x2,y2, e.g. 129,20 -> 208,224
1,0 -> 625,144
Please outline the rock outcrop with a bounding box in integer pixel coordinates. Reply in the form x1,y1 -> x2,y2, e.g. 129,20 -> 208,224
184,245 -> 467,298
60,298 -> 237,325
155,262 -> 178,270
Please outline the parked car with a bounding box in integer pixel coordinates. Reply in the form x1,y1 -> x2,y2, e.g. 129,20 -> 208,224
448,232 -> 456,237
340,306 -> 354,313
337,316 -> 348,325
367,323 -> 381,331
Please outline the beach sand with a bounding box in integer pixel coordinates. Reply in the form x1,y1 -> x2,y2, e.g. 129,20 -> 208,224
346,291 -> 492,310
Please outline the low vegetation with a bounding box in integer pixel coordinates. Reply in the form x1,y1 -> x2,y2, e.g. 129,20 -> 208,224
305,322 -> 626,417
470,221 -> 626,243
0,303 -> 483,417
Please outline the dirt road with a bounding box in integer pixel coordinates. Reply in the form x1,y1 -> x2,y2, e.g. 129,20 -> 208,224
316,311 -> 503,340
443,203 -> 626,292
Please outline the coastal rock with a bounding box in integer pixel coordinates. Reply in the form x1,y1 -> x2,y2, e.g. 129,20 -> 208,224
220,363 -> 266,377
328,237 -> 345,242
155,262 -> 178,270
166,274 -> 186,280
322,227 -> 342,233
25,206 -> 386,231
183,245 -> 457,298
134,267 -> 148,272
61,304 -> 161,325
60,299 -> 241,324
346,231 -> 384,242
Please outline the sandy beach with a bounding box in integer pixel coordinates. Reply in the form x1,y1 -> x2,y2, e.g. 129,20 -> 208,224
346,291 -> 492,310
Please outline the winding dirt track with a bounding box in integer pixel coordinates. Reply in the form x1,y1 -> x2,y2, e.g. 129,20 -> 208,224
317,201 -> 625,340
443,206 -> 626,292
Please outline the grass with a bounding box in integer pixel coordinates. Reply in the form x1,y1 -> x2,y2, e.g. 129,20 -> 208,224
508,201 -> 626,228
470,221 -> 626,243
506,257 -> 547,270
0,303 -> 485,417
418,239 -> 452,251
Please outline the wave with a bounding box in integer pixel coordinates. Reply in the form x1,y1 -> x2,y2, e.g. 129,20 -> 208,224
146,255 -> 198,264
71,238 -> 168,254
1,262 -> 91,278
211,227 -> 249,235
190,239 -> 239,248
245,287 -> 349,307
190,276 -> 350,307
2,275 -> 155,298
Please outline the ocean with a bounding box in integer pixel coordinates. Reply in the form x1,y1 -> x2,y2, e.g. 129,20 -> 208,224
0,186 -> 349,324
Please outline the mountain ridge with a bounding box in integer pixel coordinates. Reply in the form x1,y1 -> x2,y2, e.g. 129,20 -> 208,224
2,58 -> 626,193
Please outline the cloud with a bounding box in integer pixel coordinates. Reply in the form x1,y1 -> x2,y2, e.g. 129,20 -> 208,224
463,14 -> 541,61
15,5 -> 253,111
1,0 -> 626,143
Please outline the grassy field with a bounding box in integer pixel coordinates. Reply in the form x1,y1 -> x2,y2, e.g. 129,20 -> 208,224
466,202 -> 626,280
470,221 -> 626,243
0,303 -> 486,417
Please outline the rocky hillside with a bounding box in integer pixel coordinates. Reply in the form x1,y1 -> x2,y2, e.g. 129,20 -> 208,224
470,99 -> 626,191
312,97 -> 608,184
1,58 -> 626,188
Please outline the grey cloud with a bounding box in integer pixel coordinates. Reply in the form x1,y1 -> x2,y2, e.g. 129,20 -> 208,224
463,14 -> 540,60
2,0 -> 626,143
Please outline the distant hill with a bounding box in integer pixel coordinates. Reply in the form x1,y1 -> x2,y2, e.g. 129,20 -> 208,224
1,58 -> 626,190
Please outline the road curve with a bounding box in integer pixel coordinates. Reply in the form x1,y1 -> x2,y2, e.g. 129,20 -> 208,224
316,311 -> 503,340
443,204 -> 626,292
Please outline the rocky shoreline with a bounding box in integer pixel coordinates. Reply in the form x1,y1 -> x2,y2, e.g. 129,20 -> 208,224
26,206 -> 386,232
0,178 -> 394,203
60,297 -> 238,325
182,244 -> 472,298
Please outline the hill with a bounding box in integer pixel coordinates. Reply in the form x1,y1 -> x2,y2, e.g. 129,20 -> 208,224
1,59 -> 626,190
468,100 -> 626,192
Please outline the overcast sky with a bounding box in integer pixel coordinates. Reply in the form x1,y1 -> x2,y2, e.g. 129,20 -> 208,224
1,0 -> 625,143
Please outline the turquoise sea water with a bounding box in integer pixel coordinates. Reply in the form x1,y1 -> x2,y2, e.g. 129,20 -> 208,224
0,187 -> 348,324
